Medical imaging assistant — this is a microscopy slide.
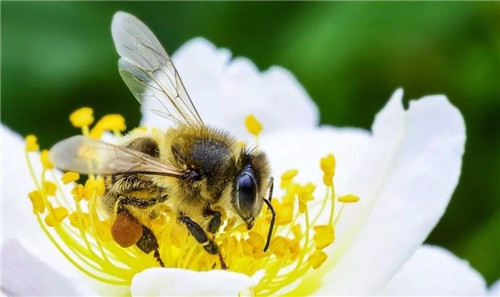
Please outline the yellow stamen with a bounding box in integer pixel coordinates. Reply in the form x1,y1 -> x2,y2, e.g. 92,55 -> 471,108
96,220 -> 113,242
69,212 -> 90,229
70,107 -> 94,128
89,127 -> 104,139
308,250 -> 327,269
98,114 -> 126,131
25,135 -> 40,152
320,154 -> 335,186
272,200 -> 294,225
95,178 -> 106,196
83,177 -> 106,200
313,225 -> 335,249
62,172 -> 80,184
338,194 -> 360,203
280,169 -> 298,189
90,114 -> 126,138
44,181 -> 57,196
28,190 -> 45,214
40,150 -> 54,169
320,154 -> 335,175
247,231 -> 266,251
245,114 -> 263,137
45,207 -> 69,227
298,183 -> 315,213
71,184 -> 84,201
292,224 -> 302,240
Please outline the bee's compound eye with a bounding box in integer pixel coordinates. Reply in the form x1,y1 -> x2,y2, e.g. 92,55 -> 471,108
237,173 -> 257,211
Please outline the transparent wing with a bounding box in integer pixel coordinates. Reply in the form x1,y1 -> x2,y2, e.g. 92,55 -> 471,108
49,136 -> 183,177
111,11 -> 204,127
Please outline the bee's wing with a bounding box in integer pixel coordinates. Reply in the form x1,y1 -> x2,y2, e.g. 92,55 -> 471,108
49,136 -> 183,177
111,12 -> 204,127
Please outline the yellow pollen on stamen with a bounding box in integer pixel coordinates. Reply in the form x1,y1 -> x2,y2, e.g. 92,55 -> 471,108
90,114 -> 126,138
298,183 -> 315,213
45,207 -> 69,227
272,200 -> 294,225
313,225 -> 335,249
25,111 -> 360,295
96,220 -> 113,242
69,212 -> 90,229
308,250 -> 327,269
62,172 -> 80,184
95,178 -> 106,196
83,177 -> 106,200
25,135 -> 40,152
280,169 -> 298,189
40,150 -> 54,170
69,107 -> 94,128
338,194 -> 360,203
28,190 -> 45,214
292,224 -> 303,240
320,154 -> 335,186
44,181 -> 57,196
245,114 -> 263,137
71,184 -> 84,201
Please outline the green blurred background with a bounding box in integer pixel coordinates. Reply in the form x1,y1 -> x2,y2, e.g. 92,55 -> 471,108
2,2 -> 499,285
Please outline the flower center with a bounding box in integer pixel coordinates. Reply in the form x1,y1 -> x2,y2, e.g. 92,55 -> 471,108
25,108 -> 359,295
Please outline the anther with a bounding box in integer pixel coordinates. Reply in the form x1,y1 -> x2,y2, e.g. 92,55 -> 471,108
245,114 -> 263,137
338,194 -> 360,203
69,107 -> 94,128
25,135 -> 39,152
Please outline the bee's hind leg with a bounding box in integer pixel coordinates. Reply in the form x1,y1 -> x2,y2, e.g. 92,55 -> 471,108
136,225 -> 164,267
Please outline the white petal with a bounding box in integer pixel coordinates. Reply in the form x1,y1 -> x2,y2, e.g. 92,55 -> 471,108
1,125 -> 42,242
141,38 -> 319,139
260,125 -> 370,198
0,125 -> 90,286
131,268 -> 262,296
0,239 -> 86,296
379,245 -> 487,295
313,89 -> 466,294
490,279 -> 500,296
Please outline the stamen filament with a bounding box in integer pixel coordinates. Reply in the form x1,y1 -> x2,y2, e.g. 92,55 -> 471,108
328,185 -> 336,226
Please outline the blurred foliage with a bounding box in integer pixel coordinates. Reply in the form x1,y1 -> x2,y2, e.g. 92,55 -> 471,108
2,2 -> 499,285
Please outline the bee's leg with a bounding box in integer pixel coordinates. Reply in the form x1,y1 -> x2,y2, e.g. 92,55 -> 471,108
203,208 -> 222,234
178,215 -> 228,269
178,215 -> 218,254
111,203 -> 143,248
136,225 -> 164,267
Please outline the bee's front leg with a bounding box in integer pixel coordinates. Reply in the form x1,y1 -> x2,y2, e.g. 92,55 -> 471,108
178,215 -> 218,254
178,214 -> 228,269
203,208 -> 222,234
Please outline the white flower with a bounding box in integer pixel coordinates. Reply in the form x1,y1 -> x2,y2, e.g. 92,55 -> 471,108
1,38 -> 495,296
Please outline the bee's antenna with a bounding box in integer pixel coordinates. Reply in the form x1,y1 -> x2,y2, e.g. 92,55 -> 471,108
263,177 -> 275,252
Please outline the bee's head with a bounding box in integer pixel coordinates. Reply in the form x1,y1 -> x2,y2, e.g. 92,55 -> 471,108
232,150 -> 270,230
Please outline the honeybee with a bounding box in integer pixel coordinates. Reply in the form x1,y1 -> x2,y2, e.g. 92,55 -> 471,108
49,12 -> 275,268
